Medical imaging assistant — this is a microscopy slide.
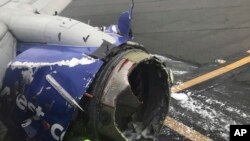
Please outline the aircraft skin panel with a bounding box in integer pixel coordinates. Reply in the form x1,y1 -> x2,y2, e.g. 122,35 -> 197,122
0,45 -> 103,141
7,14 -> 118,47
16,43 -> 99,55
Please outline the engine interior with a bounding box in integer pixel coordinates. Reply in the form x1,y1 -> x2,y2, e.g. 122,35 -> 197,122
63,49 -> 171,141
115,59 -> 170,141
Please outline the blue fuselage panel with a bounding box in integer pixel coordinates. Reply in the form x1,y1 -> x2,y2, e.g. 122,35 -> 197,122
0,44 -> 103,141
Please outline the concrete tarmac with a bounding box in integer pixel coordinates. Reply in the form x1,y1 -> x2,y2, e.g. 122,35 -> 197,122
62,0 -> 250,65
62,0 -> 250,140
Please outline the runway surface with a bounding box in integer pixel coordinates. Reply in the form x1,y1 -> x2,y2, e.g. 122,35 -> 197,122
62,0 -> 250,140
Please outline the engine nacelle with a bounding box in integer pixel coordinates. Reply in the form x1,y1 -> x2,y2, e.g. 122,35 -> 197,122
66,44 -> 171,141
0,43 -> 171,141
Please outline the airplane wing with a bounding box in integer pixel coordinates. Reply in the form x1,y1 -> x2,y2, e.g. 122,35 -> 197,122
0,0 -> 72,15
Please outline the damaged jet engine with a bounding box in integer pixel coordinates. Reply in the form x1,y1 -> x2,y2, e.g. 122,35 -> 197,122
0,0 -> 171,141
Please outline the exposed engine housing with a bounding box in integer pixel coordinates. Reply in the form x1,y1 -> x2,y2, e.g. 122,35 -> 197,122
66,44 -> 171,141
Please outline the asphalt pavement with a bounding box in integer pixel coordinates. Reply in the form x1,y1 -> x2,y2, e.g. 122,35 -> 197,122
62,0 -> 250,140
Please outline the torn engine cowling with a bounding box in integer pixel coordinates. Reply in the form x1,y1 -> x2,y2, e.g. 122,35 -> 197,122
84,44 -> 171,141
0,43 -> 171,141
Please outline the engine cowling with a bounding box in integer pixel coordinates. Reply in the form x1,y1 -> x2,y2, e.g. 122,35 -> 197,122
0,43 -> 171,141
66,44 -> 171,141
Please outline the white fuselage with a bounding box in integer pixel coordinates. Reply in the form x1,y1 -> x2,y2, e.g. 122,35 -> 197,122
0,6 -> 116,87
0,7 -> 116,46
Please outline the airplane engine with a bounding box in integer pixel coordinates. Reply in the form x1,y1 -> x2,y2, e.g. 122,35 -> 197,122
0,42 -> 171,141
81,44 -> 171,141
0,0 -> 171,141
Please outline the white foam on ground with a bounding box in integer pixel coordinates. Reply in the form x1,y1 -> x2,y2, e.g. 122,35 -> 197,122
173,98 -> 231,140
171,93 -> 189,101
226,107 -> 249,119
199,94 -> 250,120
170,93 -> 250,140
